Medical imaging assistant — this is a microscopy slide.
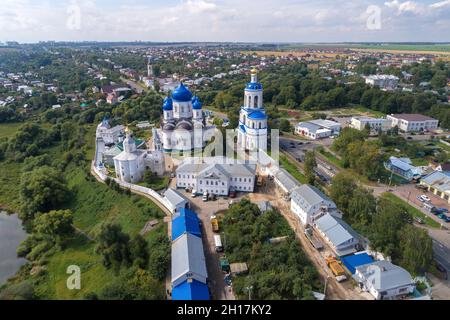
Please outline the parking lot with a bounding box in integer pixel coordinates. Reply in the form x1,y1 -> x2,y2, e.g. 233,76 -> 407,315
173,186 -> 248,300
393,184 -> 450,224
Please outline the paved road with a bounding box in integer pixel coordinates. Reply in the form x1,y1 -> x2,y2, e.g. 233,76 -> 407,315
433,239 -> 450,272
120,77 -> 146,94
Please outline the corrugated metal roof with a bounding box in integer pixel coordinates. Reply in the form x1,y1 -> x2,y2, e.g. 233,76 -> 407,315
315,213 -> 359,248
172,280 -> 210,301
422,171 -> 450,193
164,188 -> 189,207
354,260 -> 414,292
274,168 -> 300,193
172,215 -> 201,241
171,233 -> 208,287
291,185 -> 335,213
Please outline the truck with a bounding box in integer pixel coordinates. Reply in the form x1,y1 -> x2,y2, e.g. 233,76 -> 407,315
211,215 -> 220,233
325,256 -> 347,280
220,258 -> 230,273
214,235 -> 223,253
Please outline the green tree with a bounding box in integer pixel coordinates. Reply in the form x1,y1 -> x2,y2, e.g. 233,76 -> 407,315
19,166 -> 70,223
129,234 -> 149,269
304,151 -> 317,185
329,173 -> 357,213
398,224 -> 433,275
33,210 -> 74,247
96,224 -> 131,270
369,199 -> 412,258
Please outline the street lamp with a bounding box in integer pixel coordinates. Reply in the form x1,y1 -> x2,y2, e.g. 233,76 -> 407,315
245,286 -> 253,300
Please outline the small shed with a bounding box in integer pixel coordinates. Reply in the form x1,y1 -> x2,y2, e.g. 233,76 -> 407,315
230,263 -> 248,276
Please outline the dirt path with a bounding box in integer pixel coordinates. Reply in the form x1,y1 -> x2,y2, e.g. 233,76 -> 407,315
250,181 -> 366,300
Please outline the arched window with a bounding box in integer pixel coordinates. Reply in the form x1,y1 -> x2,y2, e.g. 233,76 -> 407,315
248,96 -> 252,107
259,122 -> 262,129
254,96 -> 259,108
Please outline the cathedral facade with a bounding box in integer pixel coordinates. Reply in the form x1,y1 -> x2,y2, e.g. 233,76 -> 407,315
237,69 -> 268,151
159,83 -> 214,153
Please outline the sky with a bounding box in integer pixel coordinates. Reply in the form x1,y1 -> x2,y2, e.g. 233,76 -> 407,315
0,0 -> 450,43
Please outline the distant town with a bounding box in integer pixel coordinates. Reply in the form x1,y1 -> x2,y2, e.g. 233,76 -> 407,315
0,41 -> 449,302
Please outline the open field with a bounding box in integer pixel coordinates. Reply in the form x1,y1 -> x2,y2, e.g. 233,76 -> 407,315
0,123 -> 22,139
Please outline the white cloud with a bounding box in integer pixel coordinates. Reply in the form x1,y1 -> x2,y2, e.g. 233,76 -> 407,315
0,0 -> 449,43
430,0 -> 450,9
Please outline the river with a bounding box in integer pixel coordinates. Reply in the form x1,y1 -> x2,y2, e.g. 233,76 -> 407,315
0,211 -> 27,286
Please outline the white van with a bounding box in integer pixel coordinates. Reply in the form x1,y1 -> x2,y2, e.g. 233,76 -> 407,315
214,235 -> 223,252
202,192 -> 209,202
191,189 -> 197,198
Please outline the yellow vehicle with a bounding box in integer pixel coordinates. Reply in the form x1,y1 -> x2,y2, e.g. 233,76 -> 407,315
325,257 -> 345,277
211,216 -> 219,233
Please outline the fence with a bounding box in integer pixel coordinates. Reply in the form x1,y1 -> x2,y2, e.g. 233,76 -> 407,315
92,162 -> 173,214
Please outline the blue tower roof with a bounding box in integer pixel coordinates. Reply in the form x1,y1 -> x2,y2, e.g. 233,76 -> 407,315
172,83 -> 193,102
163,97 -> 173,111
248,110 -> 267,120
246,82 -> 263,90
192,96 -> 203,110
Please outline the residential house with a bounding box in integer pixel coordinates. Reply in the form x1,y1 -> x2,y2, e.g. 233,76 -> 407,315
353,261 -> 415,300
313,213 -> 360,256
384,157 -> 423,181
290,184 -> 342,226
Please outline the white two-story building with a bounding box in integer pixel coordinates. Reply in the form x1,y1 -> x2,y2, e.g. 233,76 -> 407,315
176,158 -> 256,196
290,185 -> 342,226
386,114 -> 439,132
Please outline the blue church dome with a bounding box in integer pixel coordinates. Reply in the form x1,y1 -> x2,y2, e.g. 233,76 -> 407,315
192,96 -> 203,110
163,97 -> 173,111
172,83 -> 193,102
248,110 -> 266,120
246,82 -> 263,91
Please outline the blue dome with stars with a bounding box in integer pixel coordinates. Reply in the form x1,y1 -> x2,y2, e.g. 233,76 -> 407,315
163,97 -> 173,111
172,83 -> 193,102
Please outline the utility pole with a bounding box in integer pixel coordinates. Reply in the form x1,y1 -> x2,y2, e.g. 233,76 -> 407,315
323,276 -> 330,297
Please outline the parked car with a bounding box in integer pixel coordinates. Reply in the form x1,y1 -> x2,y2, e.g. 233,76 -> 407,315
417,196 -> 425,203
438,208 -> 449,214
423,202 -> 436,212
420,195 -> 431,202
437,213 -> 450,222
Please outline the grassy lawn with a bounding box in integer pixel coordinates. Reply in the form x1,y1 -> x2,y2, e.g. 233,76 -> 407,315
381,193 -> 440,228
411,158 -> 430,167
139,176 -> 170,192
435,141 -> 450,153
280,154 -> 307,184
317,148 -> 344,168
0,123 -> 169,299
0,161 -> 23,212
0,122 -> 23,139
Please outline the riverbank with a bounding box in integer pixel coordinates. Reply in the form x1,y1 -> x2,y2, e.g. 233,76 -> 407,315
0,211 -> 27,286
